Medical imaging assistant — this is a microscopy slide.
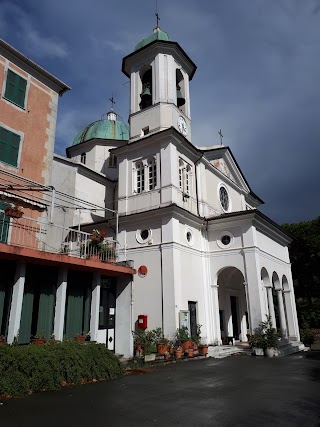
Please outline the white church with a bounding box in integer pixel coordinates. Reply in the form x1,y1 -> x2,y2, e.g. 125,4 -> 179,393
53,26 -> 301,356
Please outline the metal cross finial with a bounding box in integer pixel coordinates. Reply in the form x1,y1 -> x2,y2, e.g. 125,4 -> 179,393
218,129 -> 223,145
155,0 -> 160,27
109,94 -> 116,111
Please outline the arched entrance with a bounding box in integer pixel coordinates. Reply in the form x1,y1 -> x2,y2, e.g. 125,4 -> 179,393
217,267 -> 248,343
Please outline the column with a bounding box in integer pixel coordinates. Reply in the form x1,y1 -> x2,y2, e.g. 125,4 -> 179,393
53,267 -> 68,341
283,290 -> 296,339
277,289 -> 288,339
90,272 -> 101,342
7,261 -> 26,344
266,286 -> 276,328
243,281 -> 251,337
211,284 -> 221,345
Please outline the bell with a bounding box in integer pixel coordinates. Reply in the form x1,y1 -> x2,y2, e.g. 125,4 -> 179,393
176,86 -> 185,107
140,85 -> 152,100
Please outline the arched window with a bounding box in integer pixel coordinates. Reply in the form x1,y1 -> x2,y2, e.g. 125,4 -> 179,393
136,162 -> 145,193
176,69 -> 185,113
140,67 -> 152,110
148,157 -> 157,190
179,158 -> 192,196
80,153 -> 86,165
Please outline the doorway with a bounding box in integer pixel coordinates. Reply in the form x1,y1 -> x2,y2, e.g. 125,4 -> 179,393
230,296 -> 239,340
188,301 -> 197,339
99,278 -> 116,351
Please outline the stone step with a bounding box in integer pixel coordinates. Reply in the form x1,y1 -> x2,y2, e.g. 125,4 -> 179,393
208,345 -> 250,359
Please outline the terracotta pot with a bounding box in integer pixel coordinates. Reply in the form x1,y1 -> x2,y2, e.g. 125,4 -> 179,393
198,345 -> 209,356
0,341 -> 6,347
31,339 -> 46,345
164,354 -> 170,361
135,344 -> 144,356
5,208 -> 23,218
74,336 -> 86,343
169,347 -> 175,355
187,348 -> 194,357
156,343 -> 168,355
175,349 -> 183,359
182,340 -> 192,351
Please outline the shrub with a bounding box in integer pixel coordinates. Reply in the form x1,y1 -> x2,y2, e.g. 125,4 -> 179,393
0,341 -> 124,397
300,328 -> 316,346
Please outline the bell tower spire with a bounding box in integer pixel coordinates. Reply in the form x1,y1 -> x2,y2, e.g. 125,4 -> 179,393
122,26 -> 197,143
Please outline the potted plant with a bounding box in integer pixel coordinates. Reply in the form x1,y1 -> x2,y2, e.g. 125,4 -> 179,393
74,332 -> 86,343
5,204 -> 24,218
250,316 -> 278,357
132,329 -> 155,358
164,351 -> 170,361
187,347 -> 194,358
176,326 -> 191,351
0,335 -> 6,346
174,344 -> 183,359
153,327 -> 168,355
31,331 -> 46,345
194,325 -> 209,356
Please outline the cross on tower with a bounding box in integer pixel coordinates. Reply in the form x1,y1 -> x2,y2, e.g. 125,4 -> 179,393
155,0 -> 160,27
218,129 -> 224,145
109,95 -> 116,111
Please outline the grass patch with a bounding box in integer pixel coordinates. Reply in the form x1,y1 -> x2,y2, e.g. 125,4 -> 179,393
0,341 -> 124,397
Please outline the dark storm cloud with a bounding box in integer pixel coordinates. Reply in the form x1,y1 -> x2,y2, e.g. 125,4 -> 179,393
1,0 -> 319,223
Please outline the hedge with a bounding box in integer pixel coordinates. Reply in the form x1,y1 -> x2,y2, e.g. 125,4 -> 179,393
0,341 -> 125,397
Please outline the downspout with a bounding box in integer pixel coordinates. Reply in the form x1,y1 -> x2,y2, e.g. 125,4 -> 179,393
159,150 -> 164,332
194,153 -> 203,217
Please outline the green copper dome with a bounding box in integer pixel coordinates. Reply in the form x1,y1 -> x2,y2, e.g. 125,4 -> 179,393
72,114 -> 129,146
134,27 -> 170,51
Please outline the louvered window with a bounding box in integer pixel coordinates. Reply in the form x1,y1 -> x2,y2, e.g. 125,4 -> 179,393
4,69 -> 27,108
0,127 -> 21,167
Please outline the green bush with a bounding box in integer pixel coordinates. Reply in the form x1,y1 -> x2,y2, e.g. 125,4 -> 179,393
0,341 -> 125,397
300,328 -> 316,346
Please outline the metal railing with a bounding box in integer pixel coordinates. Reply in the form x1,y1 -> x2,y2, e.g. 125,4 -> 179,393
0,212 -> 118,264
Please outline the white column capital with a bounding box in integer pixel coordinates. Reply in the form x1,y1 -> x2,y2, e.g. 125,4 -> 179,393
211,284 -> 219,289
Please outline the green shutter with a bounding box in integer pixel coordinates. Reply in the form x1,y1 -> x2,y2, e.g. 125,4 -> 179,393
0,126 -> 20,167
64,284 -> 84,339
19,281 -> 34,344
0,281 -> 6,333
0,202 -> 10,243
4,69 -> 27,108
37,282 -> 55,340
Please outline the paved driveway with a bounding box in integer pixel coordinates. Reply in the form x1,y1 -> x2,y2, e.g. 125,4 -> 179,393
1,353 -> 319,427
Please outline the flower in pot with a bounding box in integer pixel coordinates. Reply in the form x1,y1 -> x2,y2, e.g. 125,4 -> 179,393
31,331 -> 46,345
132,329 -> 155,357
153,327 -> 168,355
174,345 -> 183,359
187,347 -> 194,358
164,351 -> 170,361
5,204 -> 24,218
0,335 -> 6,346
175,326 -> 191,351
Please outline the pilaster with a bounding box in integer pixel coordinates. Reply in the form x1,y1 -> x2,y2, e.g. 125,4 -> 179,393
7,261 -> 26,344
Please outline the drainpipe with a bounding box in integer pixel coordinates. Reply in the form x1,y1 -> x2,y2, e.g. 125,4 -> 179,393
50,186 -> 55,224
194,153 -> 203,217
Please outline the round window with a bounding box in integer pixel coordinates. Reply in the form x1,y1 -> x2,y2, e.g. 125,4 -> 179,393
219,186 -> 229,211
136,228 -> 152,244
186,231 -> 192,242
221,235 -> 231,246
185,228 -> 194,246
217,231 -> 234,249
140,230 -> 149,241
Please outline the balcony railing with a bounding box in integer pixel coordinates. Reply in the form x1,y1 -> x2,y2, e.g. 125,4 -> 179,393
0,212 -> 118,264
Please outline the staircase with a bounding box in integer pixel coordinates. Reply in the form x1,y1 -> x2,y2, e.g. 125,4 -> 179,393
275,339 -> 306,356
208,343 -> 251,359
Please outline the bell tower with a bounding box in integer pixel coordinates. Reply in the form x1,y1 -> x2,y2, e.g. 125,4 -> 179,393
122,26 -> 196,142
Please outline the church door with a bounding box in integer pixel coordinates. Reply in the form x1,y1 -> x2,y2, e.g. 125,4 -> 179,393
230,296 -> 240,340
188,301 -> 197,339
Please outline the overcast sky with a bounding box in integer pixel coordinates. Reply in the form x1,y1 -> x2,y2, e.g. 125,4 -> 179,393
1,0 -> 319,224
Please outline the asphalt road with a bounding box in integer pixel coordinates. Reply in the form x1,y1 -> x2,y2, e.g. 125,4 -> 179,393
1,353 -> 319,427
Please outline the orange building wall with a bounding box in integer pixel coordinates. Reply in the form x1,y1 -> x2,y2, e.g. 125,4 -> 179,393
0,55 -> 59,187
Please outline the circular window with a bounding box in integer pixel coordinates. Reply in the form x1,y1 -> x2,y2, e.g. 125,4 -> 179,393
136,229 -> 152,244
140,230 -> 149,240
221,235 -> 231,246
185,228 -> 194,246
219,185 -> 230,211
217,231 -> 234,249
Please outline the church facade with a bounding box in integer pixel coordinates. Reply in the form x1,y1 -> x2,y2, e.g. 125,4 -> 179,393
55,27 -> 301,353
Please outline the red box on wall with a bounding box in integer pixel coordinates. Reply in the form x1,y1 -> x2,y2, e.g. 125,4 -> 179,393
138,315 -> 147,330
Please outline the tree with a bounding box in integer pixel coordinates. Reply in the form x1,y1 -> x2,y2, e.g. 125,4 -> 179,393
282,217 -> 320,328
